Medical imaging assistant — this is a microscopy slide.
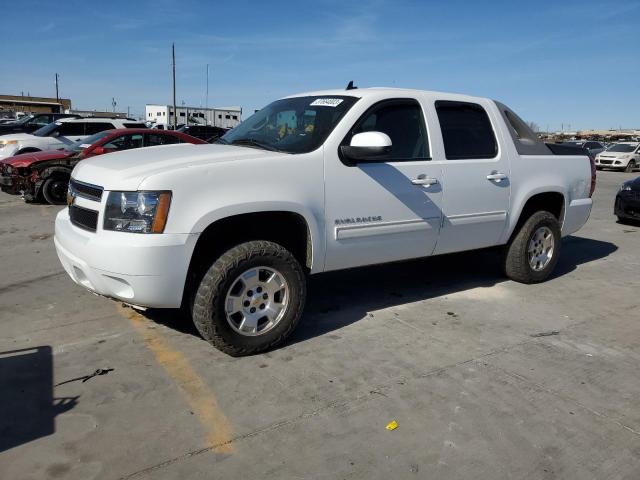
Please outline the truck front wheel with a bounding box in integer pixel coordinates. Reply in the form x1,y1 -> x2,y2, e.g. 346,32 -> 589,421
503,211 -> 561,284
192,240 -> 306,356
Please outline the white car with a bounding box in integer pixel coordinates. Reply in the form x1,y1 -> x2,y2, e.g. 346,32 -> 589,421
0,117 -> 145,160
54,87 -> 593,356
595,142 -> 640,172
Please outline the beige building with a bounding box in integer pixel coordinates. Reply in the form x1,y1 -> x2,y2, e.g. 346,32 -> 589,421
0,94 -> 71,114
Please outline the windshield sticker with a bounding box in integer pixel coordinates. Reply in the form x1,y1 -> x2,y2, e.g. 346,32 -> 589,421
79,144 -> 92,149
310,98 -> 344,107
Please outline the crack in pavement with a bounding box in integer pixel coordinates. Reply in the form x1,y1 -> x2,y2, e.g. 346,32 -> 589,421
0,271 -> 66,295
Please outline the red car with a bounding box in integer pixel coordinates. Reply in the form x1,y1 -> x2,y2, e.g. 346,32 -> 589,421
0,129 -> 205,204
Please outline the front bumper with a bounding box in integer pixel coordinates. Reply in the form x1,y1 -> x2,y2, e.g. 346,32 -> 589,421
615,192 -> 640,221
0,174 -> 29,195
54,208 -> 199,308
596,159 -> 626,169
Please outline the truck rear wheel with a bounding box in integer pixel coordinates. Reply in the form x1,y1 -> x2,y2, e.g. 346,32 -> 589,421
503,211 -> 561,284
191,240 -> 306,356
625,160 -> 636,173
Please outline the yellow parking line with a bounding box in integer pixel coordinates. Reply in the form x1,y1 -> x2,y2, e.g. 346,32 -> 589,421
118,305 -> 234,453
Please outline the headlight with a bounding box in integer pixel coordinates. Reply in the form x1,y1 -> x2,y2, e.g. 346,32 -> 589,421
0,140 -> 17,149
103,191 -> 171,233
620,184 -> 632,191
5,165 -> 13,174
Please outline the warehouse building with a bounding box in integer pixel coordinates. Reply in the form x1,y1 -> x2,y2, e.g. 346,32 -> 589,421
0,94 -> 71,114
146,104 -> 242,129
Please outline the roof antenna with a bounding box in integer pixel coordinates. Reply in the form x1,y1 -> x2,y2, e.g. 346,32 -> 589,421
346,80 -> 357,90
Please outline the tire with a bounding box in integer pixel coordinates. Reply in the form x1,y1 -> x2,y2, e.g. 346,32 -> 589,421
192,240 -> 306,356
595,166 -> 603,171
41,176 -> 69,205
625,160 -> 636,173
503,211 -> 561,284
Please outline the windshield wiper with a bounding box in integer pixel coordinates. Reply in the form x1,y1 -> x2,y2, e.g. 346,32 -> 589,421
229,138 -> 282,152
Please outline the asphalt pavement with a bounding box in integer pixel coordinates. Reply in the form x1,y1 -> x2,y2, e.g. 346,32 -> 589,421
1,171 -> 639,479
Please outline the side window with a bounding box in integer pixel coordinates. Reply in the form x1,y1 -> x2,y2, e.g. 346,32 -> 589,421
85,122 -> 115,135
146,133 -> 180,146
436,101 -> 498,160
348,100 -> 430,160
32,115 -> 53,127
57,122 -> 86,136
104,134 -> 144,151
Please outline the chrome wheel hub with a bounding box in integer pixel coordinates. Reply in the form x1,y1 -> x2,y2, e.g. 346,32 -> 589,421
224,267 -> 289,336
528,226 -> 555,271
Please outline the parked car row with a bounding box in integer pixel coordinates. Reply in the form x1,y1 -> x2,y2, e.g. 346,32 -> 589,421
0,125 -> 205,204
595,142 -> 640,172
0,113 -> 81,135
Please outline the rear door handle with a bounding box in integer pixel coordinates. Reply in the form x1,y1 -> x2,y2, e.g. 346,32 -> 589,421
486,172 -> 508,182
411,174 -> 439,186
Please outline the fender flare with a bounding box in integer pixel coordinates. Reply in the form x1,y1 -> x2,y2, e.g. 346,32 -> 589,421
503,187 -> 567,242
192,202 -> 324,272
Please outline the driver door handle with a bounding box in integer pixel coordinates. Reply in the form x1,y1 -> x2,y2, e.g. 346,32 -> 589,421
411,174 -> 439,186
486,172 -> 508,182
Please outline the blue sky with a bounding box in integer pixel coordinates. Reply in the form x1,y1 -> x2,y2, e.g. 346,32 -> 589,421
2,0 -> 639,130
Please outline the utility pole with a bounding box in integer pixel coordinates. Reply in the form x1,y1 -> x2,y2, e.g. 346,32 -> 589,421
206,64 -> 209,111
55,73 -> 60,112
112,97 -> 117,113
127,106 -> 130,118
172,43 -> 177,129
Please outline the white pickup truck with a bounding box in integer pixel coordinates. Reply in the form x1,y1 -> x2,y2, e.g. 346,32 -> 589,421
54,87 -> 593,356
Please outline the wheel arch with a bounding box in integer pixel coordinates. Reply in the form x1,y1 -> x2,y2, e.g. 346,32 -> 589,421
16,147 -> 41,155
34,165 -> 73,197
505,189 -> 566,242
183,208 -> 319,309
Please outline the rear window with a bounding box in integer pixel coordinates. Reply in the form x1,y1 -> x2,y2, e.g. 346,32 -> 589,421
85,122 -> 115,135
435,101 -> 497,160
57,122 -> 86,136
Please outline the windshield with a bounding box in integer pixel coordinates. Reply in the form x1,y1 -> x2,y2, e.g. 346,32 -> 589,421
606,144 -> 637,153
218,95 -> 358,154
33,122 -> 61,137
5,115 -> 34,125
562,141 -> 584,146
64,131 -> 112,152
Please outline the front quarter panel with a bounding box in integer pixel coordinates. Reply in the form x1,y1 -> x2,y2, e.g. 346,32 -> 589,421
137,149 -> 326,272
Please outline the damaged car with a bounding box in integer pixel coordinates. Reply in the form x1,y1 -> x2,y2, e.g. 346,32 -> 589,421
0,129 -> 205,204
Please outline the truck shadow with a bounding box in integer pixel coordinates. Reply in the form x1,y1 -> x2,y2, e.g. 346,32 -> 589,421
145,236 -> 616,348
286,235 -> 617,346
0,346 -> 78,453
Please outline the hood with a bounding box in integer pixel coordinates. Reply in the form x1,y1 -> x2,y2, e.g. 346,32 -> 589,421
600,150 -> 636,158
72,143 -> 289,190
0,133 -> 38,142
0,149 -> 72,168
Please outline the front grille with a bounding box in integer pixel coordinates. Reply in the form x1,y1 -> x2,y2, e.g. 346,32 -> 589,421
69,178 -> 103,202
69,205 -> 99,232
599,160 -> 613,165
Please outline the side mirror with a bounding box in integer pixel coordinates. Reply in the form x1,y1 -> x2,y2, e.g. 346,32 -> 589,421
92,146 -> 106,155
340,131 -> 392,164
